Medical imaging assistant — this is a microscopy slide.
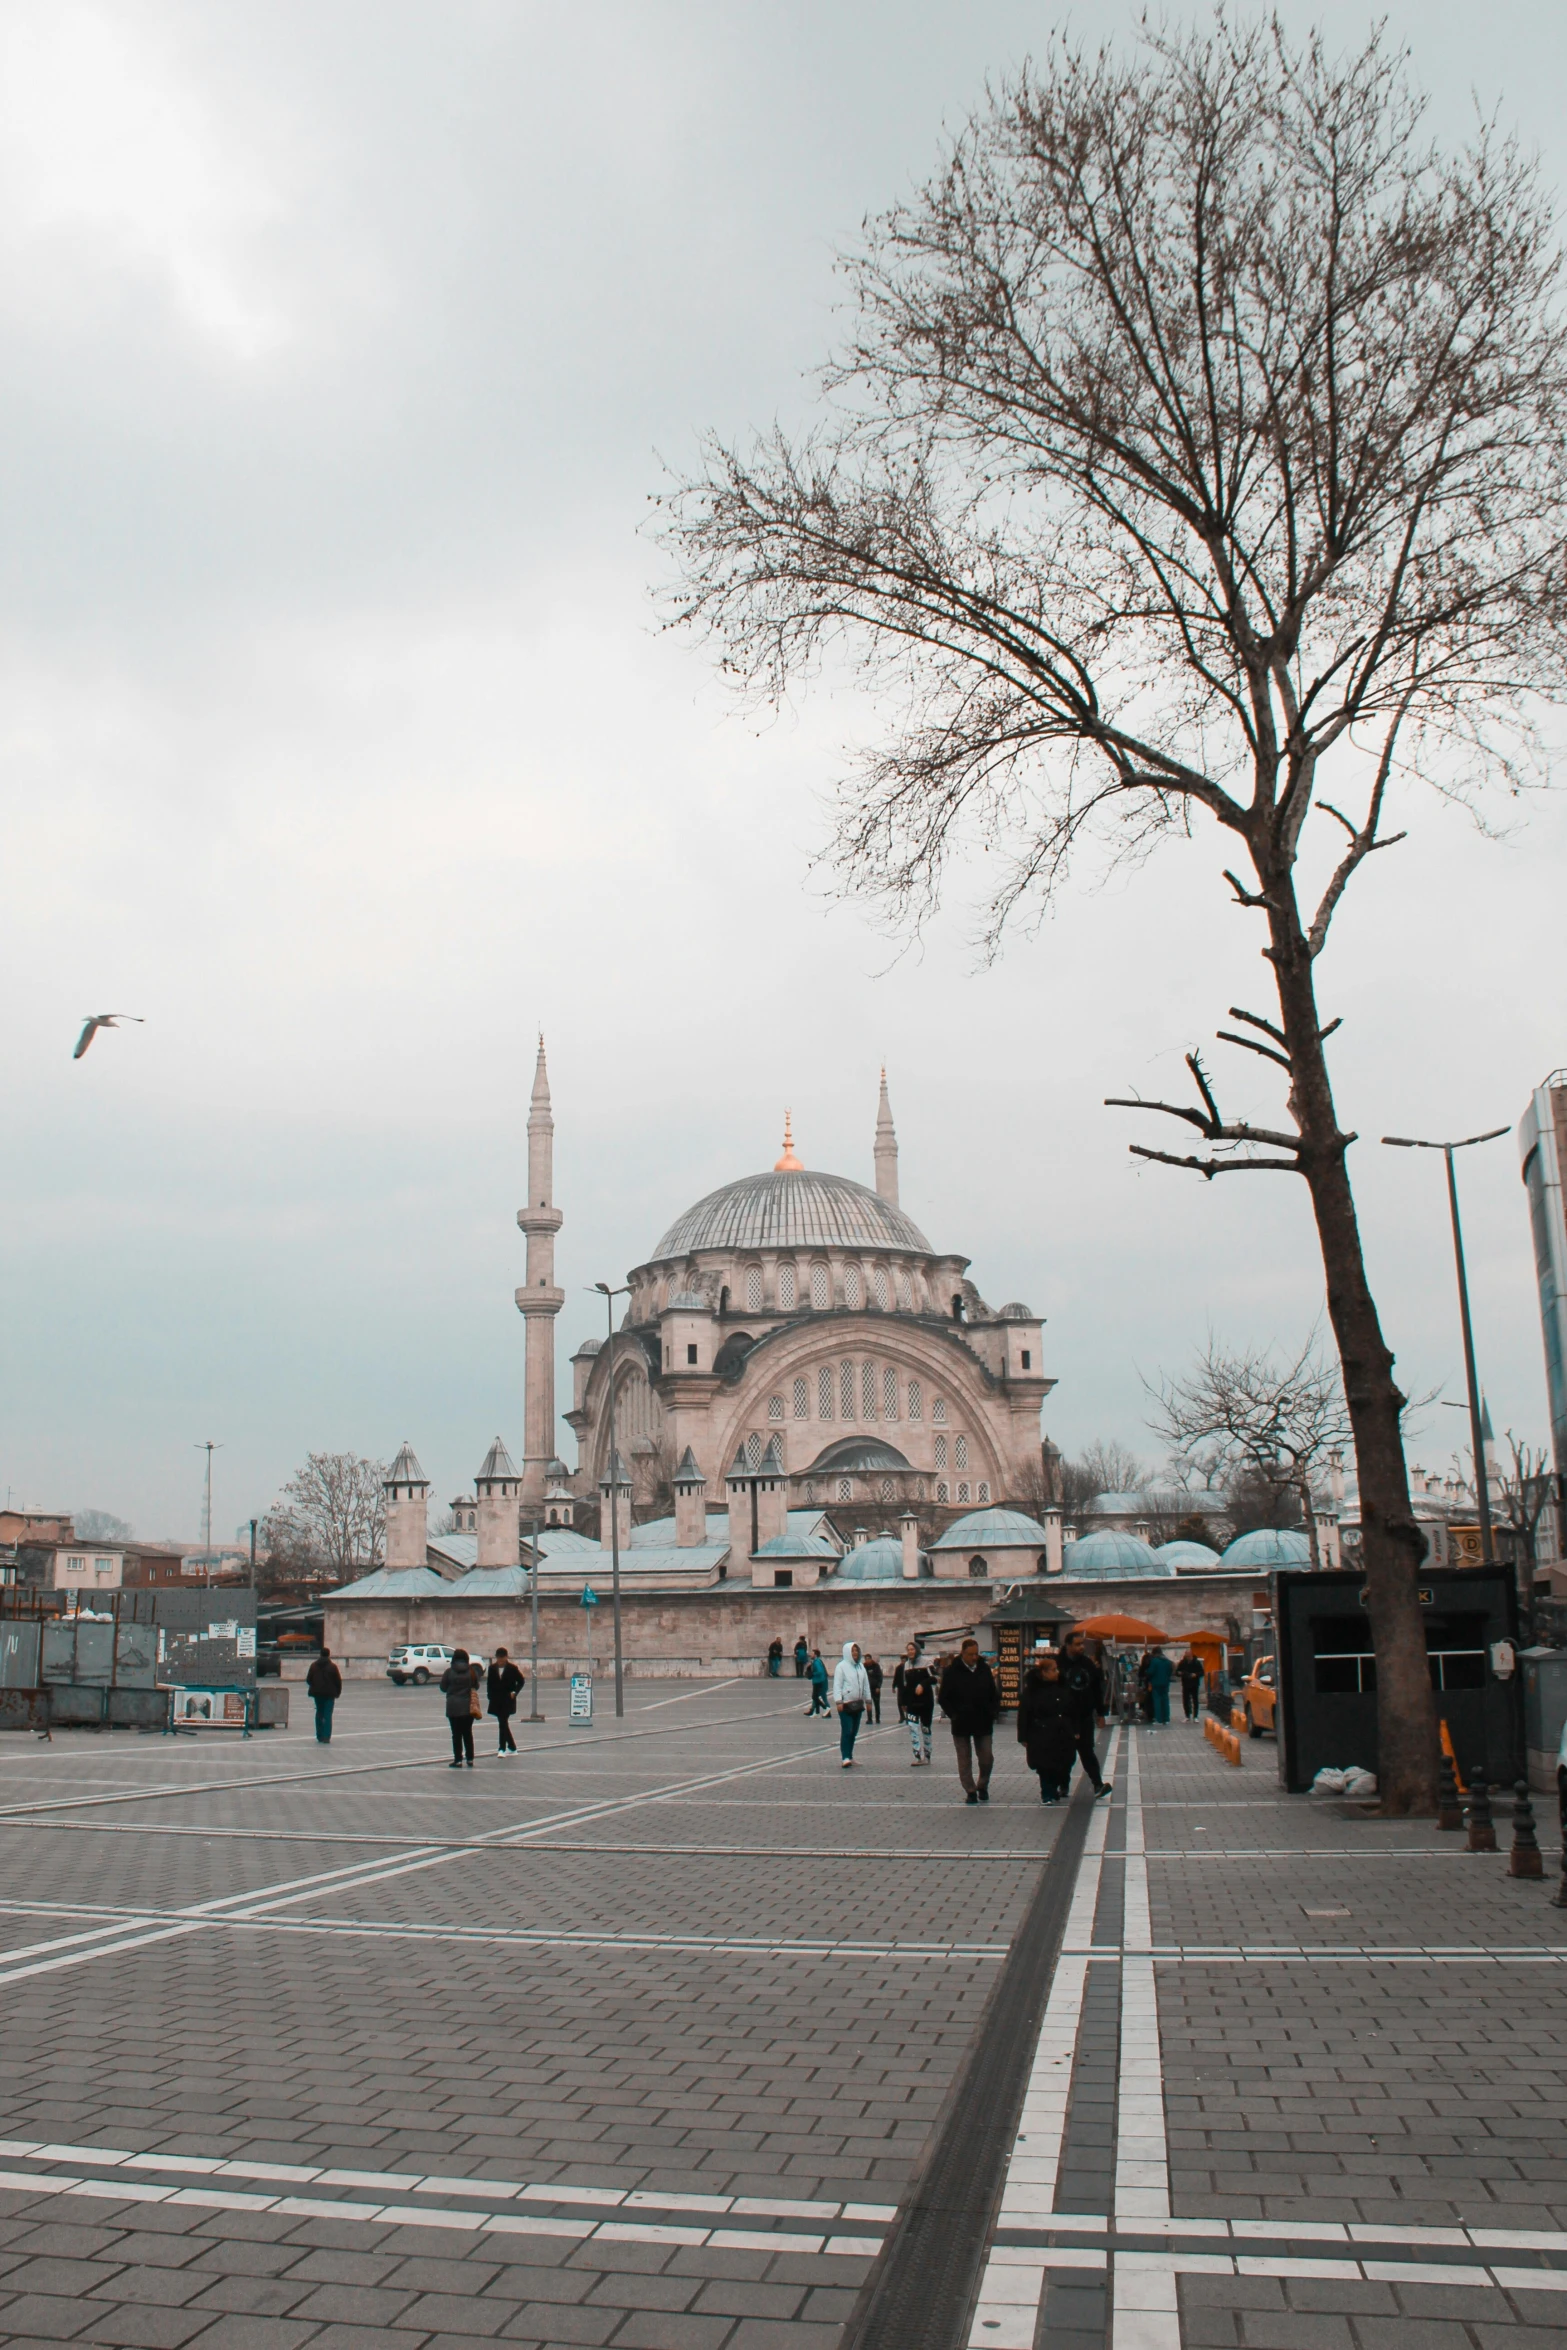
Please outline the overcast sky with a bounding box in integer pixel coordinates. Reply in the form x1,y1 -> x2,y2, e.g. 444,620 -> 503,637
2,0 -> 1564,1541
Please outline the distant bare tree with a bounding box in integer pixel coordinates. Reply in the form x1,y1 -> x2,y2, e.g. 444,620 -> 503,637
663,21 -> 1567,1807
74,1510 -> 134,1543
262,1452 -> 385,1583
1058,1437 -> 1147,1521
1497,1433 -> 1554,1607
1150,1339 -> 1348,1567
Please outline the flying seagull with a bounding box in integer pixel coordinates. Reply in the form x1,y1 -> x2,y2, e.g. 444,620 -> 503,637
73,1014 -> 144,1061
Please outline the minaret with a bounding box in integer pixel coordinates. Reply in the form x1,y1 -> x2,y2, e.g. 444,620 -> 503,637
515,1035 -> 565,1510
874,1068 -> 899,1205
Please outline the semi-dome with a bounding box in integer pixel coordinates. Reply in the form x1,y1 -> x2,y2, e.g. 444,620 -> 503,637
932,1506 -> 1049,1550
1154,1539 -> 1222,1569
805,1436 -> 914,1476
834,1536 -> 908,1582
650,1169 -> 932,1260
1220,1527 -> 1312,1568
1061,1530 -> 1172,1578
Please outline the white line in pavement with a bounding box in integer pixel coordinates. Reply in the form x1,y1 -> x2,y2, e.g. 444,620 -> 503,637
0,1742 -> 817,1987
968,1726 -> 1122,2349
1115,1729 -> 1176,2350
969,2246 -> 1567,2302
637,1679 -> 743,1708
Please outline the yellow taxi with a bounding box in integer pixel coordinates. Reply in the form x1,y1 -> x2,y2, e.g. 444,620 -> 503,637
1240,1655 -> 1278,1737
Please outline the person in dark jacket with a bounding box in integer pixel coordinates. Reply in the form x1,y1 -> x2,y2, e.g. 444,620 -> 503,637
1145,1644 -> 1174,1727
440,1649 -> 481,1768
805,1650 -> 830,1716
938,1639 -> 1000,1803
486,1647 -> 524,1754
305,1648 -> 342,1745
1017,1646 -> 1078,1802
1058,1632 -> 1112,1796
767,1637 -> 784,1678
864,1652 -> 883,1724
895,1644 -> 936,1765
1177,1649 -> 1205,1719
793,1636 -> 810,1679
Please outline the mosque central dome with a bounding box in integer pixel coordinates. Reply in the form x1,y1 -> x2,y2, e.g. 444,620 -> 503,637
650,1169 -> 933,1260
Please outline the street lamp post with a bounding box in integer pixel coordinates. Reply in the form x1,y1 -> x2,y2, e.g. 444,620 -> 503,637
594,1281 -> 630,1717
528,1508 -> 545,1721
1382,1126 -> 1508,1565
194,1441 -> 222,1578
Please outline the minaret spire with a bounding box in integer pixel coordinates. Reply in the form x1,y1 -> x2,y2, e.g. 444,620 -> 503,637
516,1033 -> 565,1510
873,1067 -> 899,1206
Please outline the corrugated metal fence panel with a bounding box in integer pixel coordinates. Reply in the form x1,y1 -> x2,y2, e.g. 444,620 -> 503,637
0,1621 -> 40,1688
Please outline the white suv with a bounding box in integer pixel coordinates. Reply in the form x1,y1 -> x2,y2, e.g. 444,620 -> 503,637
387,1643 -> 454,1686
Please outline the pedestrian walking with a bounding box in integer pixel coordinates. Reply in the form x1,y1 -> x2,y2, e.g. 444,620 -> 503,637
1134,1650 -> 1155,1723
1058,1631 -> 1112,1797
440,1648 -> 481,1768
938,1638 -> 1000,1804
305,1647 -> 342,1745
1177,1649 -> 1205,1720
832,1640 -> 872,1767
1017,1644 -> 1077,1802
487,1646 -> 524,1753
896,1644 -> 935,1765
767,1637 -> 784,1679
793,1635 -> 810,1679
1145,1643 -> 1174,1727
805,1648 -> 830,1715
864,1652 -> 883,1724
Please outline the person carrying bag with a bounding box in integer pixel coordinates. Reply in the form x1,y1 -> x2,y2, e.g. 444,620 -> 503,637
832,1640 -> 873,1768
440,1649 -> 481,1769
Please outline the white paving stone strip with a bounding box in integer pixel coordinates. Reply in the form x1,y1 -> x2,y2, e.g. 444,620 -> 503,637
1114,1727 -> 1177,2350
967,1725 -> 1123,2349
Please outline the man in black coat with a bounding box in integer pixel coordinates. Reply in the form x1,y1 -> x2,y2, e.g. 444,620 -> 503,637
938,1638 -> 1000,1804
1058,1631 -> 1112,1797
305,1647 -> 342,1746
486,1647 -> 525,1754
1177,1648 -> 1206,1720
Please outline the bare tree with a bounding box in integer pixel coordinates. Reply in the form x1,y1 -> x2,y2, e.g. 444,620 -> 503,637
1151,1338 -> 1348,1566
662,22 -> 1567,1809
262,1452 -> 386,1582
1497,1433 -> 1554,1610
74,1510 -> 134,1542
1056,1437 -> 1147,1524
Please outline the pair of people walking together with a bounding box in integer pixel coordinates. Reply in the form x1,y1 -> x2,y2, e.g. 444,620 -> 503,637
439,1647 -> 525,1765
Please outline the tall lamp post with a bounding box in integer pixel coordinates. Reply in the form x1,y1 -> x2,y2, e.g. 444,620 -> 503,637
1382,1126 -> 1508,1565
593,1281 -> 630,1717
194,1441 -> 222,1578
527,1508 -> 545,1722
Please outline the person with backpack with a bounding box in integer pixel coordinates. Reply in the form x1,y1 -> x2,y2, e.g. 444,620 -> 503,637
440,1648 -> 482,1768
305,1647 -> 342,1745
896,1644 -> 936,1765
486,1647 -> 524,1754
805,1649 -> 830,1716
831,1640 -> 873,1767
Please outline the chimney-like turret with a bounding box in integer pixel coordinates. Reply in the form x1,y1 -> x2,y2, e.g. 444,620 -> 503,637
475,1438 -> 521,1568
672,1448 -> 707,1548
873,1069 -> 899,1206
899,1509 -> 921,1580
384,1443 -> 430,1570
598,1448 -> 632,1556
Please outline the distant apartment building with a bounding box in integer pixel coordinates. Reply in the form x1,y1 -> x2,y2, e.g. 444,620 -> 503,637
35,1543 -> 213,1592
1520,1072 -> 1567,1497
0,1510 -> 73,1548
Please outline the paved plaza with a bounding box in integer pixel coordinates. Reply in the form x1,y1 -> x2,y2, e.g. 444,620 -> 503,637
0,1684 -> 1565,2349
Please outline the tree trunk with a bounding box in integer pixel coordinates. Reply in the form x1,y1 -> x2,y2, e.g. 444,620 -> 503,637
1266,880 -> 1439,1814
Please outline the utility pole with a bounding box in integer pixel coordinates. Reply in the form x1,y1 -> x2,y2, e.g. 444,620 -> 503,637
1382,1127 -> 1508,1566
528,1509 -> 545,1720
194,1441 -> 223,1579
594,1282 -> 630,1717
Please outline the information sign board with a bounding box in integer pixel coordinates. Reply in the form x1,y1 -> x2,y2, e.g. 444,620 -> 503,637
568,1673 -> 593,1726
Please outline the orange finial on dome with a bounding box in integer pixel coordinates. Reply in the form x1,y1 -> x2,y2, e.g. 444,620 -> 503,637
774,1112 -> 803,1172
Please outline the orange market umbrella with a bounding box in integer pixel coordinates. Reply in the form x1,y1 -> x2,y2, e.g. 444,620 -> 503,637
1072,1613 -> 1170,1643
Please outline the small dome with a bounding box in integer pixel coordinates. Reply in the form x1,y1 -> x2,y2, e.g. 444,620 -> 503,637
1084,1491 -> 1150,1516
1061,1530 -> 1172,1578
931,1506 -> 1049,1550
835,1536 -> 907,1582
999,1302 -> 1033,1321
1154,1539 -> 1222,1569
650,1169 -> 932,1259
805,1437 -> 914,1475
1220,1527 -> 1312,1568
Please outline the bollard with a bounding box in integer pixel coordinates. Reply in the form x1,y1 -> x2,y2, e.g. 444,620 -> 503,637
1436,1752 -> 1462,1832
1509,1781 -> 1544,1880
1465,1774 -> 1498,1854
1552,1823 -> 1567,1909
1227,1728 -> 1242,1767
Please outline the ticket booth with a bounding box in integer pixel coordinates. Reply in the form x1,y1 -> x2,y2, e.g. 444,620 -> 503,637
1273,1565 -> 1520,1793
985,1594 -> 1078,1713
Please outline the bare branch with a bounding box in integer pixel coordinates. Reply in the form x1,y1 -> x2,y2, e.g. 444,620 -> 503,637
1127,1145 -> 1303,1178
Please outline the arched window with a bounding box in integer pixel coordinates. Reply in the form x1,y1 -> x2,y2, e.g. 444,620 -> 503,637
907,1378 -> 922,1421
818,1365 -> 833,1418
745,1264 -> 763,1312
955,1435 -> 968,1471
933,1394 -> 948,1424
779,1262 -> 797,1309
809,1262 -> 829,1310
880,1478 -> 895,1501
746,1432 -> 762,1467
844,1264 -> 863,1309
978,1481 -> 991,1505
840,1362 -> 855,1418
958,1481 -> 970,1504
896,1270 -> 912,1311
935,1435 -> 947,1471
792,1377 -> 808,1420
883,1367 -> 898,1419
937,1480 -> 949,1503
873,1267 -> 889,1311
838,1477 -> 853,1501
767,1394 -> 784,1423
968,1555 -> 987,1578
861,1362 -> 878,1419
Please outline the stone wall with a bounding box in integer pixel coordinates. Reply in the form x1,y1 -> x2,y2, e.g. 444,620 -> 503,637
322,1574 -> 1262,1679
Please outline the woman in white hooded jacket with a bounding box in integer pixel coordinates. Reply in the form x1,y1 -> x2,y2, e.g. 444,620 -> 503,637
832,1640 -> 873,1768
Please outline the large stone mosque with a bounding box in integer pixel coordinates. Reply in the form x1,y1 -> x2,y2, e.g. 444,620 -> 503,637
326,1041 -> 1272,1672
